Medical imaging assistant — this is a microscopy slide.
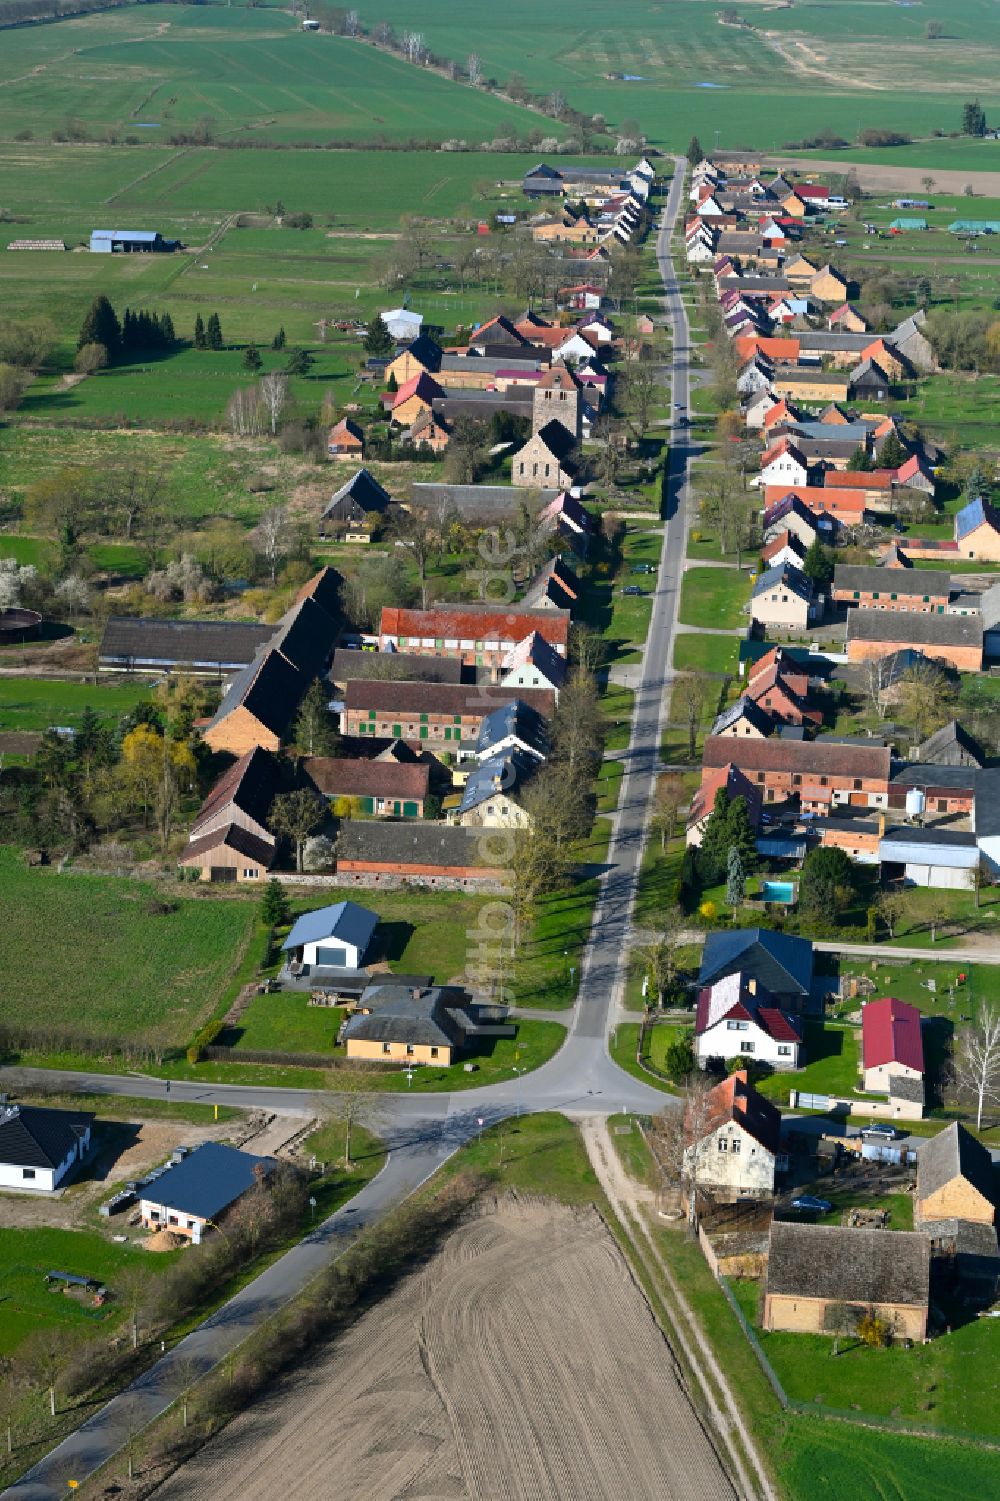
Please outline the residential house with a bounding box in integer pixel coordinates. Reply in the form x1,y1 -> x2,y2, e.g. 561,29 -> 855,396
783,254 -> 820,282
763,484 -> 868,528
99,617 -> 272,677
743,660 -> 822,727
512,421 -> 579,490
761,530 -> 807,570
758,440 -> 809,490
955,497 -> 1000,561
379,604 -> 569,673
303,756 -> 429,818
762,1222 -> 930,1340
327,417 -> 364,457
698,928 -> 814,1013
750,564 -> 818,630
0,1104 -> 93,1193
916,1122 -> 997,1228
333,821 -> 504,886
711,696 -> 775,739
694,972 -> 803,1072
832,565 -> 951,613
761,494 -> 821,549
829,303 -> 868,333
454,750 -> 537,828
390,372 -> 445,427
319,468 -> 392,540
809,265 -> 850,304
861,996 -> 925,1098
701,735 -> 891,813
685,763 -> 763,848
846,611 -> 983,673
683,1071 -> 786,1201
342,983 -> 512,1066
343,680 -> 554,749
139,1142 -> 277,1245
281,899 -> 379,970
405,410 -> 450,453
499,630 -> 567,696
476,699 -> 549,761
558,283 -> 604,311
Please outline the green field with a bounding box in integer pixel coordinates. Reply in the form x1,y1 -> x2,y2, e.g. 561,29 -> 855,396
0,850 -> 257,1051
0,1226 -> 175,1358
678,567 -> 750,631
672,632 -> 741,677
0,676 -> 154,733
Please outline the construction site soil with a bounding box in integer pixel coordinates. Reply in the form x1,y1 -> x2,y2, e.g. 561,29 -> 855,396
153,1196 -> 735,1501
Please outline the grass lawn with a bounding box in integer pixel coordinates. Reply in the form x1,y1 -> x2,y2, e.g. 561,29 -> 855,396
229,994 -> 344,1055
600,683 -> 635,753
672,632 -> 741,676
678,568 -> 750,631
0,677 -> 156,733
756,1022 -> 860,1108
596,757 -> 624,815
438,1110 -> 603,1205
0,1226 -> 176,1359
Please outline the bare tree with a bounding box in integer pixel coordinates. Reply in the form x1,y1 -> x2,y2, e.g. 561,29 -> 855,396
256,504 -> 289,584
952,1007 -> 1000,1129
648,1075 -> 716,1223
674,673 -> 709,761
876,887 -> 909,940
466,51 -> 483,85
227,385 -> 264,437
650,773 -> 685,851
863,653 -> 895,721
344,8 -> 360,35
259,372 -> 289,437
313,1081 -> 384,1169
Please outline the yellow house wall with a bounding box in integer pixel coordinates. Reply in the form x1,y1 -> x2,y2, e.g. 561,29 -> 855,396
345,1038 -> 452,1064
918,1180 -> 995,1225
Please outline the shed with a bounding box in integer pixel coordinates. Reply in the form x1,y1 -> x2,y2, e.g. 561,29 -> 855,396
763,1221 -> 930,1340
916,1122 -> 996,1227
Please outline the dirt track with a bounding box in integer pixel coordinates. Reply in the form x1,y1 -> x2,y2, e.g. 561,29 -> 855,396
774,157 -> 1000,198
154,1198 -> 735,1501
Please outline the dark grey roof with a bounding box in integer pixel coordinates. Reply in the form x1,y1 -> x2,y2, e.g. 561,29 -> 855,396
847,611 -> 982,649
269,596 -> 338,680
917,1122 -> 996,1209
321,468 -> 392,521
889,1073 -> 925,1105
476,699 -> 550,759
182,822 -> 275,869
699,928 -> 813,997
882,825 -> 977,849
329,649 -> 463,687
772,366 -> 850,386
410,482 -> 557,519
751,563 -> 812,603
459,749 -> 538,815
892,762 -> 979,791
916,721 -> 984,768
835,565 -> 952,598
439,353 -> 542,377
143,1141 -> 276,1221
100,616 -> 272,672
975,768 -> 1000,838
767,1222 -> 930,1307
343,985 -> 469,1048
206,649 -> 305,738
281,900 -> 379,954
0,1105 -> 92,1170
797,331 -> 874,354
335,819 -> 497,870
433,391 -> 534,421
712,697 -> 774,737
190,747 -> 278,838
401,333 -> 443,371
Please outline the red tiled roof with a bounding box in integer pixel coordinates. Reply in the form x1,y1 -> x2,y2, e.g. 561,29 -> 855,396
380,605 -> 569,652
688,763 -> 763,827
735,335 -> 801,364
824,470 -> 894,491
702,734 -> 890,781
862,996 -> 925,1074
693,1070 -> 783,1156
391,371 -> 443,408
763,484 -> 868,517
761,530 -> 805,564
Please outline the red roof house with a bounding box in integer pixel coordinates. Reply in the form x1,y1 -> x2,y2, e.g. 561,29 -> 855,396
861,996 -> 925,1097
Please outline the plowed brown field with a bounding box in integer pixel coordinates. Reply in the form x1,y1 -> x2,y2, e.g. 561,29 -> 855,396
154,1198 -> 735,1501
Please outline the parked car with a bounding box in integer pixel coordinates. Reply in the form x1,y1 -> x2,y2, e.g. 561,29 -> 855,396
621,585 -> 646,596
861,1123 -> 900,1142
631,563 -> 656,574
791,1195 -> 833,1213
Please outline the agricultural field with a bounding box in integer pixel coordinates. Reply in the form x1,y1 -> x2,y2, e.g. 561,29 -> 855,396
153,1196 -> 734,1501
0,851 -> 258,1052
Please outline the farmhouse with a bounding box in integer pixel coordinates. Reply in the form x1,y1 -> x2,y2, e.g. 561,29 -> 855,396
328,648 -> 463,691
379,604 -> 569,673
281,900 -> 379,971
684,1071 -> 785,1201
846,611 -> 983,673
476,699 -> 549,761
916,1122 -> 996,1228
762,1222 -> 930,1341
750,564 -> 818,630
832,566 -> 951,613
701,735 -> 891,812
99,617 -> 272,676
861,997 -> 925,1097
303,756 -> 430,817
695,972 -> 803,1072
343,679 -> 553,748
139,1142 -> 276,1245
327,417 -> 364,457
0,1104 -> 93,1193
455,750 -> 537,828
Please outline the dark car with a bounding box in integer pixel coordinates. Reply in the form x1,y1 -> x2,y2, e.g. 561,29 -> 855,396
791,1195 -> 833,1214
861,1123 -> 901,1142
621,585 -> 646,596
631,563 -> 656,574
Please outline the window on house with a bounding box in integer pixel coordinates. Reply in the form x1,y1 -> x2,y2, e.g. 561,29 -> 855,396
727,1019 -> 749,1031
406,1044 -> 415,1056
717,1139 -> 728,1152
731,1138 -> 741,1154
430,1047 -> 439,1059
740,1041 -> 755,1053
382,1043 -> 391,1054
778,1044 -> 792,1056
22,1168 -> 35,1180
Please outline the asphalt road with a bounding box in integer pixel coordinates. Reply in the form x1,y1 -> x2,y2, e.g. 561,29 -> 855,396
2,158 -> 693,1501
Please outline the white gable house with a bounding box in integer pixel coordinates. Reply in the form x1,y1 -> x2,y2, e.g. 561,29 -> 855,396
695,971 -> 803,1071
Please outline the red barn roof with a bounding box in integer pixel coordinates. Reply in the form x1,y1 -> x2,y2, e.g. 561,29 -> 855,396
862,997 -> 925,1074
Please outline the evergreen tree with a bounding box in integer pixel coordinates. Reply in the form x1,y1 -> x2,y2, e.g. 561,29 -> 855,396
259,877 -> 290,927
77,295 -> 121,358
726,845 -> 745,908
698,790 -> 757,886
160,311 -> 176,345
272,326 -> 286,351
205,312 -> 223,350
285,347 -> 312,375
291,678 -> 338,759
386,369 -> 398,393
878,428 -> 907,471
799,845 -> 855,921
849,443 -> 873,472
802,537 -> 834,590
962,99 -> 987,137
686,134 -> 704,166
363,314 -> 393,357
243,343 -> 263,372
193,313 -> 206,350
